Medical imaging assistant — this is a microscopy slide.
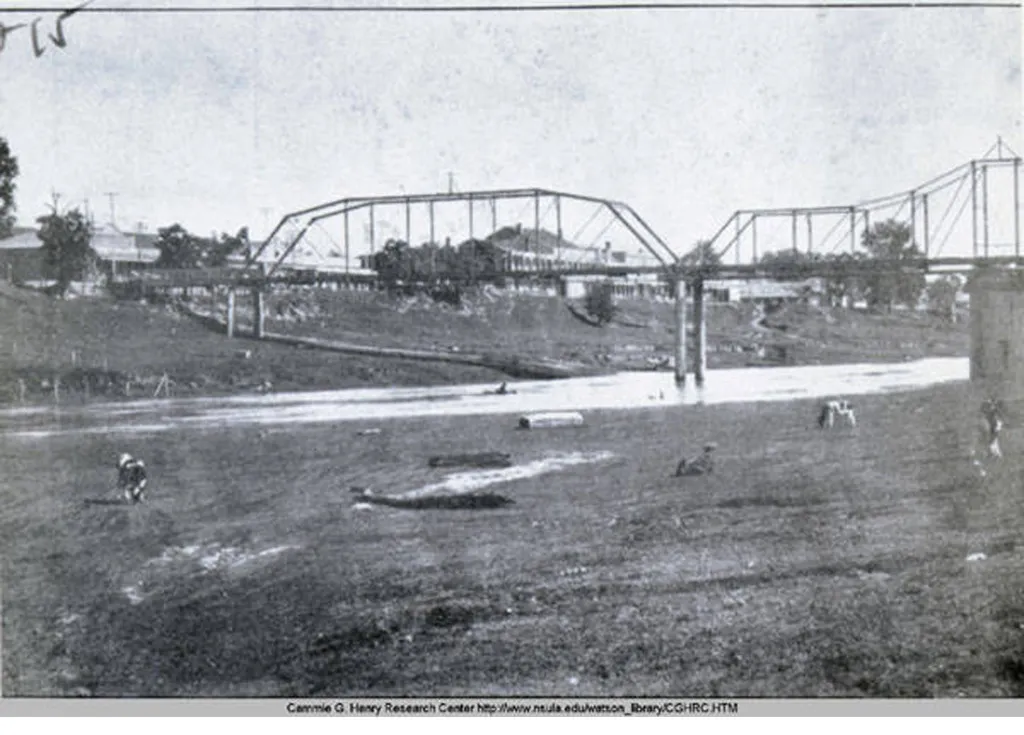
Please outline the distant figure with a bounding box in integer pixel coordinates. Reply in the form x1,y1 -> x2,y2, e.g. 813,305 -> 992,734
117,453 -> 148,504
818,399 -> 856,429
488,382 -> 517,396
675,443 -> 717,477
980,399 -> 1004,460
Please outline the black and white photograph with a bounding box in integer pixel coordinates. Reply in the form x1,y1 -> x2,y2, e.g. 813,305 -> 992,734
0,0 -> 1022,714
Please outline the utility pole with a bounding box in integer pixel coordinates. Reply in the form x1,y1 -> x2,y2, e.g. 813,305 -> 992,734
104,192 -> 119,228
448,172 -> 455,195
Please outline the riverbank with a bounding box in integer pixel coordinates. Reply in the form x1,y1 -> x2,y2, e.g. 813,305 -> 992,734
0,282 -> 969,406
2,381 -> 1022,697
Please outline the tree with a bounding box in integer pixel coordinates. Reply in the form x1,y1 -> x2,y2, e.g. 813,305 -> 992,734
679,240 -> 723,276
154,224 -> 251,269
926,275 -> 962,322
0,136 -> 19,239
860,220 -> 926,312
821,252 -> 867,308
154,224 -> 206,269
208,227 -> 250,267
37,206 -> 95,297
758,249 -> 821,280
584,281 -> 618,325
372,239 -> 412,292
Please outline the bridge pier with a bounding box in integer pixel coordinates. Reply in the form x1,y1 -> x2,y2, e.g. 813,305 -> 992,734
694,278 -> 707,386
674,277 -> 708,385
674,279 -> 687,385
226,288 -> 236,338
253,289 -> 265,338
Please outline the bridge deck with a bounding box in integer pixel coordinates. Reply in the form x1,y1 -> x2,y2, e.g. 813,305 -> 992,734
118,256 -> 1024,290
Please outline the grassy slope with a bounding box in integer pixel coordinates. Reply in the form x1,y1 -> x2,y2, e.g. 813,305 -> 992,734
1,283 -> 969,405
228,286 -> 970,370
0,284 -> 507,404
2,382 -> 1023,697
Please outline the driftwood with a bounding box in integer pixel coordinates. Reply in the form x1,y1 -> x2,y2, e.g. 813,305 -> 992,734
428,452 -> 513,469
564,301 -> 604,328
350,487 -> 514,510
518,412 -> 585,429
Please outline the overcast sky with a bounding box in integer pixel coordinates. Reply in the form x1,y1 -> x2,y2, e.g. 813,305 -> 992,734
0,1 -> 1019,258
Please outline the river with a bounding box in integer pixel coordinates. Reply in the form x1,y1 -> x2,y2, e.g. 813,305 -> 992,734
0,357 -> 970,439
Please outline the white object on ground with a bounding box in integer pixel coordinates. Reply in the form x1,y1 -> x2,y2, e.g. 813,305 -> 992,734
518,411 -> 585,429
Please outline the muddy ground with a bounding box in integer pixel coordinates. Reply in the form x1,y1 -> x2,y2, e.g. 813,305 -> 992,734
2,382 -> 1022,697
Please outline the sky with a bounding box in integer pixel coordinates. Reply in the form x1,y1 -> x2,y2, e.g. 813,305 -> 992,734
0,1 -> 1020,261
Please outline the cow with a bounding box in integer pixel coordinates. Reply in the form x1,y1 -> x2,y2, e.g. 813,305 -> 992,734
981,399 -> 1004,457
675,443 -> 717,477
818,400 -> 856,429
972,399 -> 1004,474
117,453 -> 148,504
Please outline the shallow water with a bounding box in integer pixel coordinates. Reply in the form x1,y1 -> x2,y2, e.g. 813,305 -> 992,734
398,450 -> 617,499
0,357 -> 969,439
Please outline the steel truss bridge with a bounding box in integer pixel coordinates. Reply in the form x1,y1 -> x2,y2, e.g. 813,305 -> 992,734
123,139 -> 1022,386
233,139 -> 1022,285
705,140 -> 1022,278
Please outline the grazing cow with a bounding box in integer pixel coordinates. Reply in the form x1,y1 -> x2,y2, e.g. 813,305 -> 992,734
818,400 -> 856,429
978,399 -> 1004,460
117,453 -> 148,504
675,443 -> 717,477
968,399 -> 1005,477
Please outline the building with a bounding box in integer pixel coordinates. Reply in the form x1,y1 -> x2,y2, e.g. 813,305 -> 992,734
91,223 -> 161,277
967,269 -> 1024,389
0,223 -> 160,285
704,278 -> 825,305
0,226 -> 45,284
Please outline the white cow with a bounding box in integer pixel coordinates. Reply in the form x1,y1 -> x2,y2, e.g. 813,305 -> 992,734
818,400 -> 856,429
972,400 -> 1004,474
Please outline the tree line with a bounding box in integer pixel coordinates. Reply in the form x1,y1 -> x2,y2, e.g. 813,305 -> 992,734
679,221 -> 961,318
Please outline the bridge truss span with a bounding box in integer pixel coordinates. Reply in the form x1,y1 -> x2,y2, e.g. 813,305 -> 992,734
244,188 -> 680,280
708,145 -> 1022,268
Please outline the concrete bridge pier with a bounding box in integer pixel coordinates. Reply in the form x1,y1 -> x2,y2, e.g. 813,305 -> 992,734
693,277 -> 707,385
673,277 -> 708,386
226,288 -> 236,338
674,278 -> 687,384
253,288 -> 265,338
